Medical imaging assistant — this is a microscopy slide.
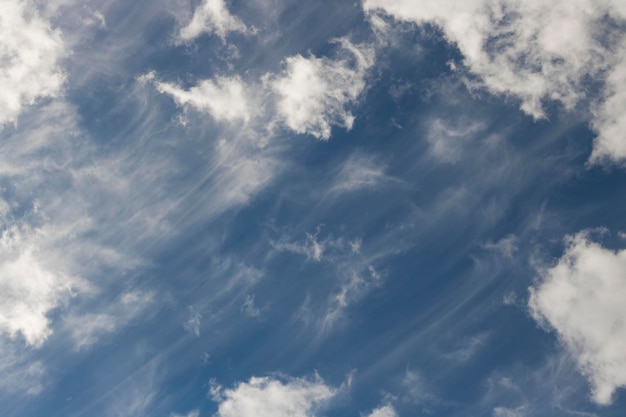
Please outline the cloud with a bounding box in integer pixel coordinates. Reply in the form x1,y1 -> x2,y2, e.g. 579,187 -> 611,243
589,42 -> 626,165
363,0 -> 626,164
482,235 -> 518,259
268,39 -> 375,140
241,294 -> 263,318
493,406 -> 526,417
0,222 -> 80,348
529,231 -> 626,404
178,0 -> 247,42
0,0 -> 66,127
327,153 -> 393,194
0,340 -> 46,395
147,73 -> 252,123
63,291 -> 154,350
171,411 -> 200,417
426,118 -> 487,164
213,375 -> 336,417
273,228 -> 383,331
363,405 -> 397,417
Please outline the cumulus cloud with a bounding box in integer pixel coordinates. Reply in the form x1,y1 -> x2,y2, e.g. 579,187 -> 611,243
178,0 -> 247,42
213,375 -> 336,417
0,0 -> 66,127
529,231 -> 626,404
147,73 -> 252,123
0,223 -> 79,348
363,405 -> 397,417
363,0 -> 626,164
589,43 -> 626,165
268,39 -> 375,140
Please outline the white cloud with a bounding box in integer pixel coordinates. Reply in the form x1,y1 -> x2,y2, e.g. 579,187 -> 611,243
184,311 -> 202,336
0,0 -> 66,127
328,154 -> 392,194
426,119 -> 487,164
148,73 -> 252,123
274,229 -> 383,330
63,291 -> 154,349
325,265 -> 382,326
483,235 -> 518,259
268,39 -> 375,140
271,230 -> 328,262
0,340 -> 46,395
529,231 -> 626,405
493,406 -> 526,417
213,375 -> 336,417
0,223 -> 79,347
179,0 -> 247,42
171,411 -> 200,417
241,294 -> 262,318
363,405 -> 397,417
589,42 -> 626,165
363,0 -> 626,164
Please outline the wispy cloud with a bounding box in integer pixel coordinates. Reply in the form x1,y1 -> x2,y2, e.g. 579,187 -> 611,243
363,0 -> 626,165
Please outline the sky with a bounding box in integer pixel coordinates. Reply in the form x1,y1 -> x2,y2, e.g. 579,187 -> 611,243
0,1 -> 626,416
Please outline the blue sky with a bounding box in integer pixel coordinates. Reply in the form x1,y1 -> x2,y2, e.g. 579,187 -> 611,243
1,1 -> 626,416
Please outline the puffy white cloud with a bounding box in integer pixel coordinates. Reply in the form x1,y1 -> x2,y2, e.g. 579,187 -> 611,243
529,231 -> 626,404
589,43 -> 626,165
269,39 -> 374,140
0,224 -> 78,347
363,405 -> 397,417
148,73 -> 252,123
0,0 -> 66,127
214,375 -> 335,417
179,0 -> 247,42
363,0 -> 626,164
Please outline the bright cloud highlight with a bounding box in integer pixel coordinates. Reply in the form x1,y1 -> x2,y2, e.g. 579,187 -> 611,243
529,231 -> 626,405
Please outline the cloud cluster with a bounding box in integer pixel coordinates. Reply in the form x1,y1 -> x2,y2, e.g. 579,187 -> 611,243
149,38 -> 374,141
268,39 -> 375,140
529,231 -> 626,405
0,0 -> 66,126
150,74 -> 252,123
213,375 -> 336,417
363,0 -> 626,164
0,220 -> 82,348
178,0 -> 247,42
